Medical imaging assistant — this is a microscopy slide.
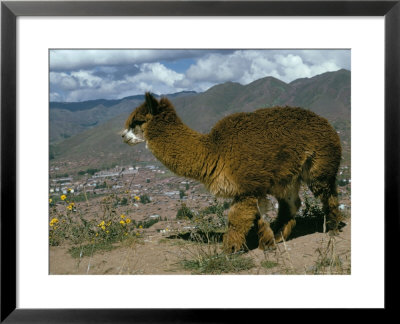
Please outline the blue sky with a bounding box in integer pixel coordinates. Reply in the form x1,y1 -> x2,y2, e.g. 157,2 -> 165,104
49,49 -> 350,102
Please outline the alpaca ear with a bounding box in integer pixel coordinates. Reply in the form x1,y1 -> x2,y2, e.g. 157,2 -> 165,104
145,92 -> 159,115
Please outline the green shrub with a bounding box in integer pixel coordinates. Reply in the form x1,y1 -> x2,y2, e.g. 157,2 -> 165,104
138,217 -> 160,229
176,204 -> 194,219
86,168 -> 100,175
261,260 -> 278,269
180,252 -> 255,274
119,197 -> 128,206
140,194 -> 151,204
95,181 -> 107,189
69,241 -> 115,258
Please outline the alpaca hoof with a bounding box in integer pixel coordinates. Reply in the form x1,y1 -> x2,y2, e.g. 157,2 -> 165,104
258,239 -> 275,250
223,242 -> 244,254
258,226 -> 275,250
273,219 -> 296,243
274,232 -> 283,244
273,228 -> 289,243
326,220 -> 340,233
223,231 -> 245,254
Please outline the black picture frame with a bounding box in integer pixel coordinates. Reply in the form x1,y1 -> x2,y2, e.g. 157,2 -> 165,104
1,0 -> 398,322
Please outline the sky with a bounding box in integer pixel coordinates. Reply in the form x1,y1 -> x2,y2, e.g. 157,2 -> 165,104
49,49 -> 350,102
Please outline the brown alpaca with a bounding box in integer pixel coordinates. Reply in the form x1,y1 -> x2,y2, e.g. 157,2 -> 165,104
122,93 -> 342,252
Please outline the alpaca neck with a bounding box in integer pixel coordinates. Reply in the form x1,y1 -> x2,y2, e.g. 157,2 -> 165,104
145,111 -> 210,180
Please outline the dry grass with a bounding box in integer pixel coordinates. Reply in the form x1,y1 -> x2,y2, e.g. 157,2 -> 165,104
310,234 -> 351,274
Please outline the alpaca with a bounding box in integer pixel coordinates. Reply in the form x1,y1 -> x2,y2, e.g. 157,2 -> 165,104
122,92 -> 342,252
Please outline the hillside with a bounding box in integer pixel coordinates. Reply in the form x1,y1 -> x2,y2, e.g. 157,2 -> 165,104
50,98 -> 143,143
174,69 -> 350,133
50,91 -> 197,143
50,69 -> 350,172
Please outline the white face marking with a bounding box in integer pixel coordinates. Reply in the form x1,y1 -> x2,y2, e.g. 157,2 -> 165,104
122,127 -> 145,145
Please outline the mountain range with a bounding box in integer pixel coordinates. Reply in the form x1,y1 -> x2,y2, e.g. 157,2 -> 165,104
50,91 -> 197,143
50,69 -> 350,172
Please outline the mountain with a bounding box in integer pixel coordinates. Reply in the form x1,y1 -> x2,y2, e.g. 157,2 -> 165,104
289,68 -> 350,118
50,112 -> 150,168
50,98 -> 142,142
50,69 -> 350,171
49,91 -> 197,143
50,97 -> 137,112
173,69 -> 350,133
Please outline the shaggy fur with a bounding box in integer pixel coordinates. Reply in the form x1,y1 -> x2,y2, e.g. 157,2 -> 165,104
123,93 -> 342,252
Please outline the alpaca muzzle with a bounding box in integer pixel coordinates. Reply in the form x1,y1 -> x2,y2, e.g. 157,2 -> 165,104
121,128 -> 145,145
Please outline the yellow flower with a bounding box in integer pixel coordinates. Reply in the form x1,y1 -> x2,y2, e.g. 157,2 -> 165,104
101,225 -> 106,230
98,220 -> 105,227
106,230 -> 109,234
67,188 -> 72,193
107,221 -> 111,226
49,218 -> 59,227
67,205 -> 72,211
139,225 -> 143,229
120,214 -> 126,219
136,232 -> 140,236
134,196 -> 140,201
60,195 -> 67,201
95,233 -> 99,237
126,218 -> 131,224
120,220 -> 125,225
49,198 -> 52,204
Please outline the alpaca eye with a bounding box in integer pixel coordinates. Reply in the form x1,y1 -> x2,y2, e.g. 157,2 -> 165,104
132,120 -> 145,128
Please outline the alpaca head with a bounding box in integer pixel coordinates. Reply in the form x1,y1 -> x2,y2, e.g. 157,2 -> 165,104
122,92 -> 162,146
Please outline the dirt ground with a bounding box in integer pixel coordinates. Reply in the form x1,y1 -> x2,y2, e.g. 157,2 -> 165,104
49,218 -> 351,275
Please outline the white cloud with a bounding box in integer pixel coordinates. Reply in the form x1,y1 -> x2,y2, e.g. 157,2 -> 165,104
273,53 -> 342,81
50,49 -> 205,71
183,50 -> 348,88
238,50 -> 277,84
50,62 -> 186,101
49,92 -> 62,102
185,52 -> 240,86
70,71 -> 103,88
130,63 -> 184,87
184,50 -> 279,90
50,49 -> 350,101
50,72 -> 78,90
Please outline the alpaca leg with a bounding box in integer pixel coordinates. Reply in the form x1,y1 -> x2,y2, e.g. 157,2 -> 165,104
272,187 -> 301,243
257,217 -> 275,250
307,150 -> 342,232
223,196 -> 273,253
323,192 -> 342,232
256,197 -> 275,250
308,178 -> 342,233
